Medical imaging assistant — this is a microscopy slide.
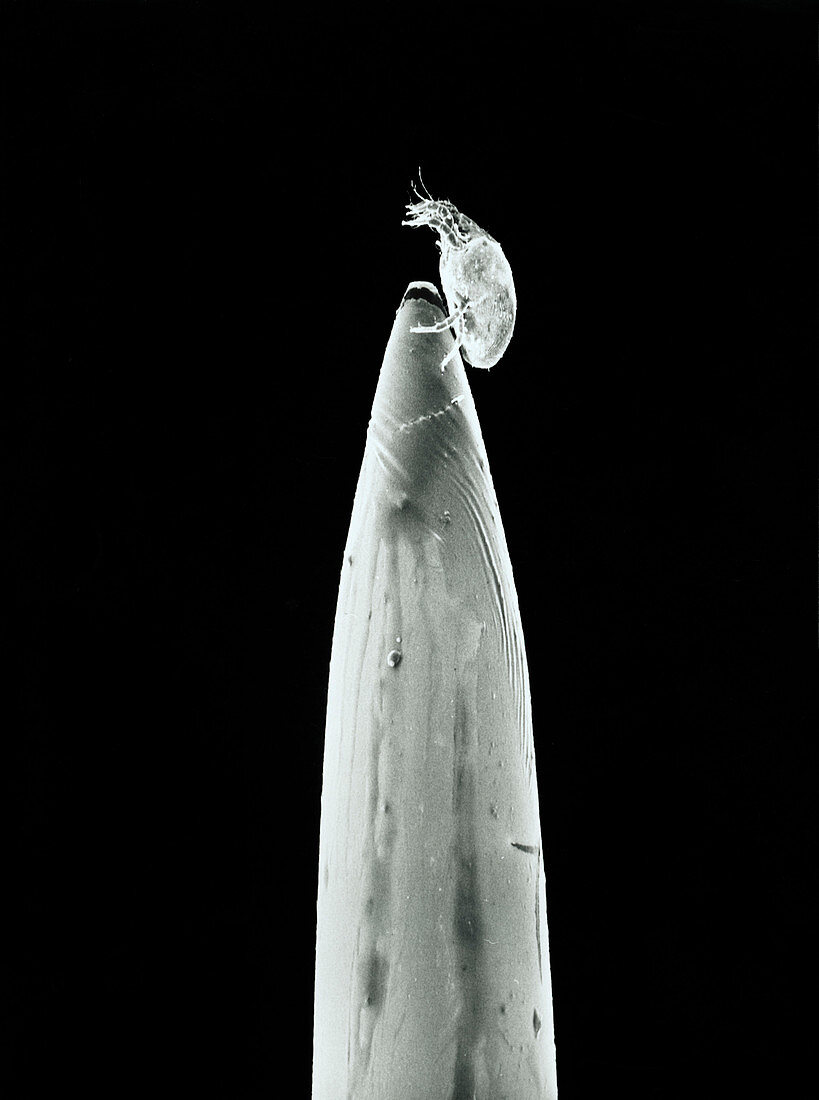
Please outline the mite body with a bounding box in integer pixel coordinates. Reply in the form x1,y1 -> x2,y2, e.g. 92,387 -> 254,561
402,180 -> 517,371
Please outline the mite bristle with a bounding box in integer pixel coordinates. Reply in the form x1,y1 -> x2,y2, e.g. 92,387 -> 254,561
416,167 -> 433,202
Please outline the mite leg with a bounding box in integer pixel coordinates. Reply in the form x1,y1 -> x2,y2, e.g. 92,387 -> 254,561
438,308 -> 470,372
438,333 -> 463,372
410,297 -> 471,335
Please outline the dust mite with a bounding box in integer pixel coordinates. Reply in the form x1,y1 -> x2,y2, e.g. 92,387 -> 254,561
402,176 -> 517,371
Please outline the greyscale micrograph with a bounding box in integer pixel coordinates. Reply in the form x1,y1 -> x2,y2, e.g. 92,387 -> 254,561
7,6 -> 800,1096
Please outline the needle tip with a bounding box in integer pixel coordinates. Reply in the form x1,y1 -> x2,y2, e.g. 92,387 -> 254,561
399,281 -> 443,312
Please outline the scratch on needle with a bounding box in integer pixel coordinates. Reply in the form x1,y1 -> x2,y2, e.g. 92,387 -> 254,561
510,842 -> 540,856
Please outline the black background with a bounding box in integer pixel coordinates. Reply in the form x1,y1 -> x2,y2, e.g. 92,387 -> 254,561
3,2 -> 812,1097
